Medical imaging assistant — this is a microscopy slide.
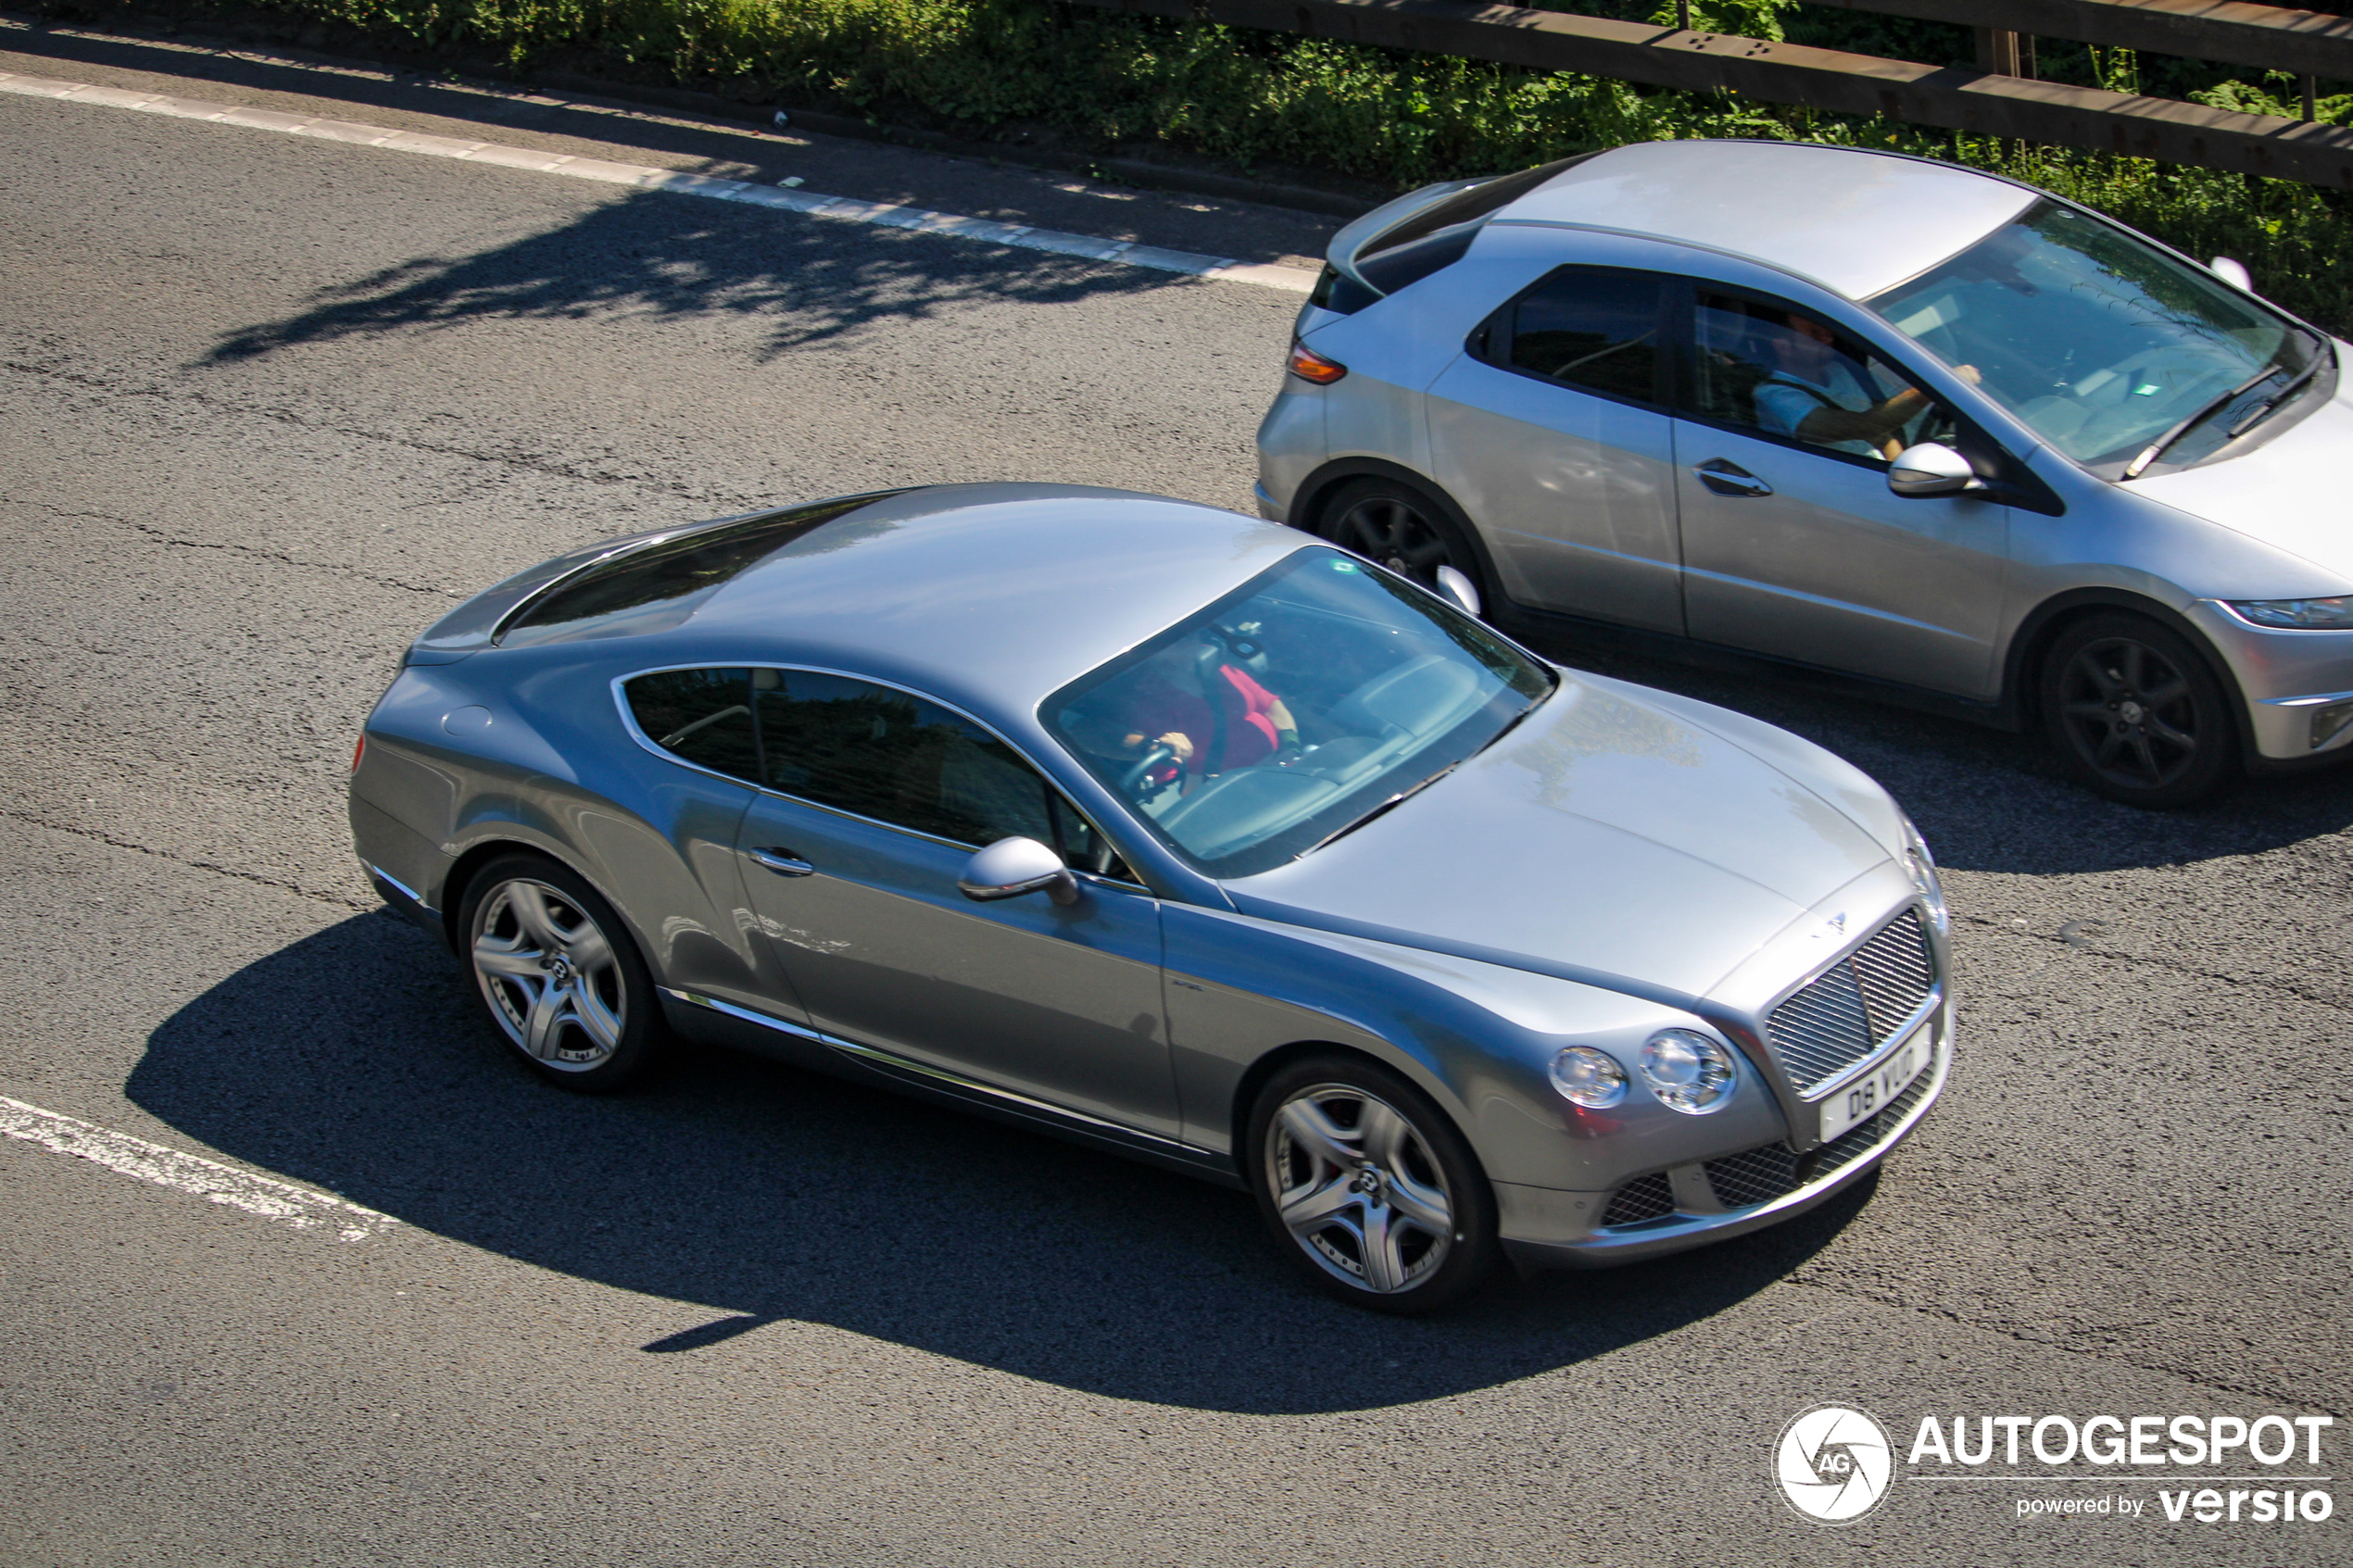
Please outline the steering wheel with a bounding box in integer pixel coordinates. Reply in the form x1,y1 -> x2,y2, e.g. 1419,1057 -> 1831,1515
1118,742 -> 1178,797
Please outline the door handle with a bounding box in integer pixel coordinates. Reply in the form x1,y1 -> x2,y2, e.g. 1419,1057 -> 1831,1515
747,847 -> 815,877
1694,458 -> 1773,498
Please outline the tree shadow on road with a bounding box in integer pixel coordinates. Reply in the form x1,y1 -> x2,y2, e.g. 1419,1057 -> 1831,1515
205,185 -> 1189,365
125,909 -> 1873,1415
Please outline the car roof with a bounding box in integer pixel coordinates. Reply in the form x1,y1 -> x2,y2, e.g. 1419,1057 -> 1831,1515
1490,140 -> 2038,299
676,483 -> 1309,724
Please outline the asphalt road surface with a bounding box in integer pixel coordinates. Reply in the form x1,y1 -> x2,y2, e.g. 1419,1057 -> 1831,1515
2,23 -> 2347,1568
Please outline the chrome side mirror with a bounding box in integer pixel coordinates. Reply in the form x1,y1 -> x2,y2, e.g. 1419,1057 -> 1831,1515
1434,563 -> 1482,618
1887,443 -> 1984,498
957,836 -> 1079,907
2210,257 -> 2253,292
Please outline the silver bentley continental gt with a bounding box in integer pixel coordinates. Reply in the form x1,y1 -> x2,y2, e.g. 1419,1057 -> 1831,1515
350,484 -> 1952,1312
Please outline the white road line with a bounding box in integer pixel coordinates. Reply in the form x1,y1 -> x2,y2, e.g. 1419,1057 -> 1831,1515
0,69 -> 1319,294
0,1096 -> 398,1242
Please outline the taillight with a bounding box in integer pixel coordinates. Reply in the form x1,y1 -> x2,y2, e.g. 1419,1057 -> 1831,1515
1286,339 -> 1348,384
351,735 -> 367,771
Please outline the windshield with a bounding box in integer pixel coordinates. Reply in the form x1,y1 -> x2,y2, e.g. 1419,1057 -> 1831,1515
1869,200 -> 2318,476
1044,548 -> 1554,878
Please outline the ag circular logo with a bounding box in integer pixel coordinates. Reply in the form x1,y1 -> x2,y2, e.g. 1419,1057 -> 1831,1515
1775,1404 -> 1894,1524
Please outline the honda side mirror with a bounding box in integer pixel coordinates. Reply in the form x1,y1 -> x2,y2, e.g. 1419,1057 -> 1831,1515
957,836 -> 1079,906
1887,443 -> 1985,498
2210,257 -> 2253,291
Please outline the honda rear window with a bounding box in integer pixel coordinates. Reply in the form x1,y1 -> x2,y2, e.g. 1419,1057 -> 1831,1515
1357,154 -> 1596,262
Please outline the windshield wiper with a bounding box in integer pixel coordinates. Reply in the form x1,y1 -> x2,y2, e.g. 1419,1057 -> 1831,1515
2122,332 -> 2325,480
2225,356 -> 2322,440
1305,761 -> 1461,855
2122,366 -> 2287,479
1303,690 -> 1549,856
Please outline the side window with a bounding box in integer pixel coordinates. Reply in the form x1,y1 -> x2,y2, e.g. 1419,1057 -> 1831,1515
1489,269 -> 1665,405
1691,292 -> 1957,464
623,669 -> 760,781
757,671 -> 1133,878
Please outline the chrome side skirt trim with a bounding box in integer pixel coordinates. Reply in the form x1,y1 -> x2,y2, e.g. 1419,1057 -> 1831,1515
368,863 -> 433,911
659,987 -> 1197,1155
2259,687 -> 2353,708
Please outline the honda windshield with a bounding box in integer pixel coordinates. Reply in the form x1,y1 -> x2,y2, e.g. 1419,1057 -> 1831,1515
1869,200 -> 2322,478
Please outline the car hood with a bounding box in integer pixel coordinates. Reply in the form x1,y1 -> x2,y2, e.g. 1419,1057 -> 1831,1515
1224,674 -> 1898,1007
2131,358 -> 2353,584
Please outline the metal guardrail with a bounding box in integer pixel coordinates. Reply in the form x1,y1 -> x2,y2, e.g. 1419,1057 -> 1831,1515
1806,0 -> 2353,85
1067,0 -> 2353,186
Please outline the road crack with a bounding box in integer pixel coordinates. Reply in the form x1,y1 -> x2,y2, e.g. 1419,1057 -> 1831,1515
0,809 -> 372,911
1955,911 -> 2353,1021
17,498 -> 469,600
3,356 -> 762,508
1779,1274 -> 2346,1415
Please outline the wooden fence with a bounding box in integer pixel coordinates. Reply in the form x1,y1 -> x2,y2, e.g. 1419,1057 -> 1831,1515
1065,0 -> 2353,187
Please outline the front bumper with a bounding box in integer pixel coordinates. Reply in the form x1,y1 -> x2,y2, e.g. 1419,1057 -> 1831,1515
2185,601 -> 2353,762
1495,1011 -> 1952,1271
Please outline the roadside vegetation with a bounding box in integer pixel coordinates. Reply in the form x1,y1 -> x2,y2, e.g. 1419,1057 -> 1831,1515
128,0 -> 2353,328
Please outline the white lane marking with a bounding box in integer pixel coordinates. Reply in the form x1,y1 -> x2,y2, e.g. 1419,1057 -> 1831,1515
0,1096 -> 399,1242
0,69 -> 1319,294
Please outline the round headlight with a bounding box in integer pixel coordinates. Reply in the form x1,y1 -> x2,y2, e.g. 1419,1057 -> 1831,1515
1901,817 -> 1949,935
1639,1030 -> 1737,1113
1550,1046 -> 1627,1109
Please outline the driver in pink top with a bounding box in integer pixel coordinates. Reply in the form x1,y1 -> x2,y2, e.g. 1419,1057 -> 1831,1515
1120,637 -> 1301,792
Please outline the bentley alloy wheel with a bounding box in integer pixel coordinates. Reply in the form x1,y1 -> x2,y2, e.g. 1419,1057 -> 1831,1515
1249,1057 -> 1497,1313
459,854 -> 659,1090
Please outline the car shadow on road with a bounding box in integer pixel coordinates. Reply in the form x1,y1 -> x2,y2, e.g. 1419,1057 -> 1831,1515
126,909 -> 1875,1416
205,183 -> 1192,365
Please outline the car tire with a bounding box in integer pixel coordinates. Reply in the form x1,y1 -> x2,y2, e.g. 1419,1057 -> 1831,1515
1245,1054 -> 1499,1315
2038,612 -> 2239,809
1316,477 -> 1492,620
457,853 -> 664,1092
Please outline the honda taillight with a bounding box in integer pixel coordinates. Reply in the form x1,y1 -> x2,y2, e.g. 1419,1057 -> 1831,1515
1286,340 -> 1348,384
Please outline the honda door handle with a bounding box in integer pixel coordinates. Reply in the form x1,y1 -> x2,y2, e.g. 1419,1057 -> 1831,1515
747,847 -> 814,877
1694,458 -> 1773,498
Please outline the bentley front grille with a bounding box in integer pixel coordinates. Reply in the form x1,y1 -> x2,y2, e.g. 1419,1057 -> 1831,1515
1766,908 -> 1935,1095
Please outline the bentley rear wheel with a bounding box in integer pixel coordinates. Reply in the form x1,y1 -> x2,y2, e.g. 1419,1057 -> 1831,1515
458,853 -> 662,1091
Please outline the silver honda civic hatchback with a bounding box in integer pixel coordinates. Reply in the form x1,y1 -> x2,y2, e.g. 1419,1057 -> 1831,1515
1256,139 -> 2353,808
350,484 -> 1951,1312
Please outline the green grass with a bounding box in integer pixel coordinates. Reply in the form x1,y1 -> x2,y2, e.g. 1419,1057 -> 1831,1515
180,0 -> 2353,332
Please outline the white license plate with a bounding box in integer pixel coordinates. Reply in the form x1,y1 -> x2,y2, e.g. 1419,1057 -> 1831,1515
1818,1034 -> 1931,1142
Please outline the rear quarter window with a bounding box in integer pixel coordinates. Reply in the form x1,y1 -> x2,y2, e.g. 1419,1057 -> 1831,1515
623,668 -> 761,781
500,493 -> 893,647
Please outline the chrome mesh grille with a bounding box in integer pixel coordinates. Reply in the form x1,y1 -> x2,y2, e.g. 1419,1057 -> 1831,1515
1703,1142 -> 1800,1210
1767,909 -> 1935,1094
1599,1172 -> 1675,1227
1702,1060 -> 1937,1210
